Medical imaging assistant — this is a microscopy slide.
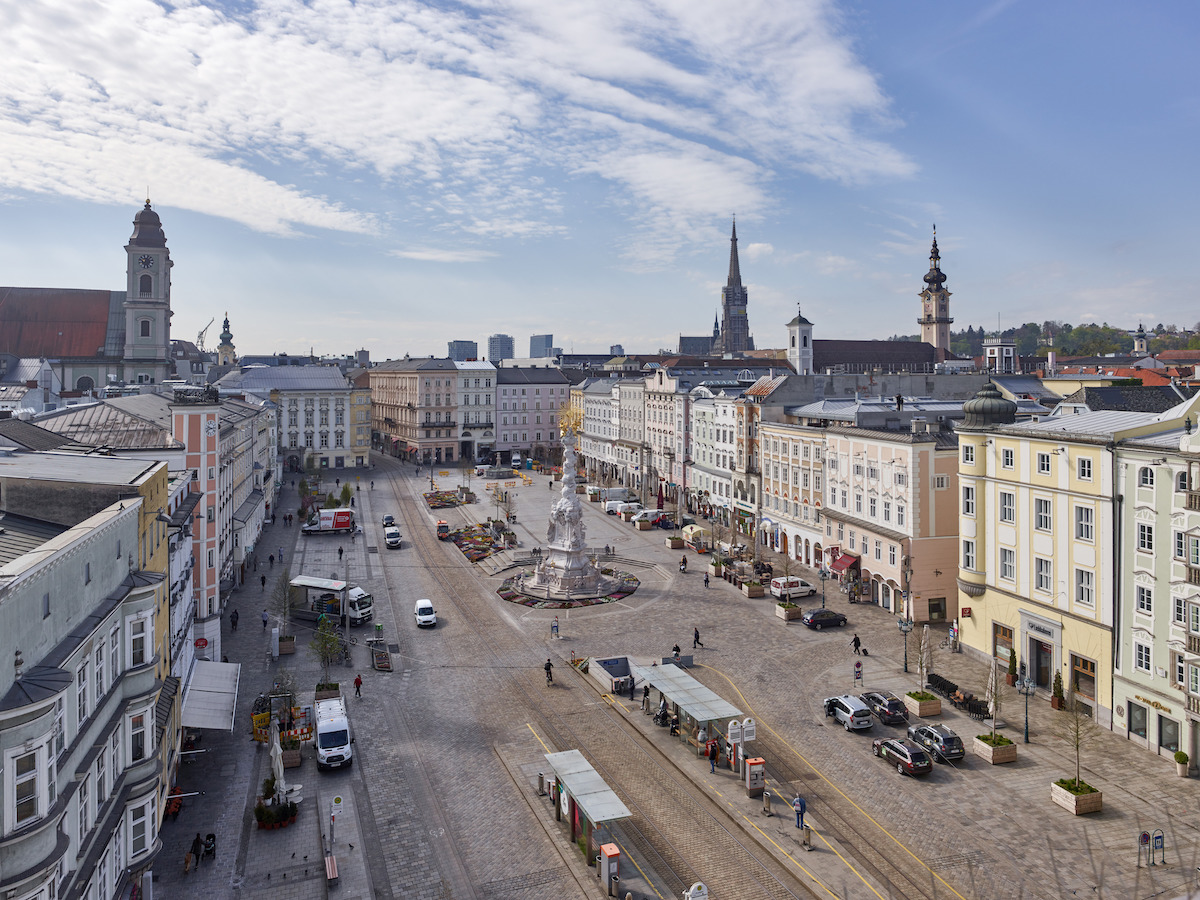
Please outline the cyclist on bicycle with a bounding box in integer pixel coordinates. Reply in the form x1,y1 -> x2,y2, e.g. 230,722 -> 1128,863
544,659 -> 554,684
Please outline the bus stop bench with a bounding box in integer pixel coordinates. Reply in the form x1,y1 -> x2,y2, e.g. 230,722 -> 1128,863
662,656 -> 694,668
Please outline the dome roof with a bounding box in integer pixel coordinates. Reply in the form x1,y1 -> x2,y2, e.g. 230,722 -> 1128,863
961,381 -> 1017,429
129,200 -> 167,248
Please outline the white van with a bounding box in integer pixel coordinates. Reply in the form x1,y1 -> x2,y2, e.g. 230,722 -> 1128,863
414,598 -> 437,628
605,500 -> 627,515
770,576 -> 817,600
314,695 -> 354,770
616,502 -> 643,518
384,526 -> 402,549
630,509 -> 666,525
511,454 -> 523,469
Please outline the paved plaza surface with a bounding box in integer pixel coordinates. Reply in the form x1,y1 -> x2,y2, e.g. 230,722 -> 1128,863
154,457 -> 1200,900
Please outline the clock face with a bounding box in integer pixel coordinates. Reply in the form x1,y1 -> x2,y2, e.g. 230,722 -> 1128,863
205,420 -> 217,436
138,255 -> 154,269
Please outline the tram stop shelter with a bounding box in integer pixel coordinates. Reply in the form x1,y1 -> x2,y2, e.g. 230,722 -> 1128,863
633,663 -> 742,758
543,750 -> 632,862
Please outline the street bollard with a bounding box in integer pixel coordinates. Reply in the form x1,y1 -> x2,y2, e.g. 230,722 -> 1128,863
537,772 -> 545,796
762,790 -> 772,817
802,825 -> 813,851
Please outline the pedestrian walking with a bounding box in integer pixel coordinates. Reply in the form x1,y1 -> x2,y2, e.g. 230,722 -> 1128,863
185,832 -> 202,873
354,673 -> 363,698
629,677 -> 636,701
641,684 -> 650,711
694,627 -> 703,649
851,633 -> 861,655
279,547 -> 284,562
672,643 -> 681,662
253,557 -> 258,572
259,574 -> 266,591
709,740 -> 718,773
268,554 -> 274,568
261,608 -> 268,630
338,546 -> 344,560
792,794 -> 806,828
704,573 -> 710,588
230,609 -> 239,631
271,512 -> 276,525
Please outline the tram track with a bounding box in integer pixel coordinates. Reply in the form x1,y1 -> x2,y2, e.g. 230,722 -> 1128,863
383,458 -> 816,900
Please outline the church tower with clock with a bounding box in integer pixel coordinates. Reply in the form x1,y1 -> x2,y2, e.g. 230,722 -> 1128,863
122,199 -> 173,384
917,227 -> 952,357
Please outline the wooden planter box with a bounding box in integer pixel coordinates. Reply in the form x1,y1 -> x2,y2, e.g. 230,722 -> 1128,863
708,563 -> 722,577
314,686 -> 340,701
636,521 -> 652,530
621,511 -> 636,522
775,604 -> 803,621
973,737 -> 1017,765
665,537 -> 684,550
278,637 -> 296,655
904,694 -> 942,718
281,749 -> 303,769
741,583 -> 765,598
1051,782 -> 1103,815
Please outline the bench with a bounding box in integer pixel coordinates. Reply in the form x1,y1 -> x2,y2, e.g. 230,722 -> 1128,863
324,854 -> 339,885
662,655 -> 693,668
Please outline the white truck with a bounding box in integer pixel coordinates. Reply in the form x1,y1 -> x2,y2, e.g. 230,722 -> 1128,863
289,576 -> 375,626
601,487 -> 637,503
301,507 -> 357,535
314,694 -> 354,770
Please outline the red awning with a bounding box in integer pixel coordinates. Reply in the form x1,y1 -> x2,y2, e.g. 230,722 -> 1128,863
830,553 -> 859,573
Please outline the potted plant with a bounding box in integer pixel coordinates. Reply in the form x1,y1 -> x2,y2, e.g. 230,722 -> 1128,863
1006,651 -> 1017,686
282,736 -> 303,769
904,689 -> 941,718
254,801 -> 268,829
741,580 -> 765,598
973,732 -> 1017,764
278,634 -> 296,655
262,776 -> 277,804
665,535 -> 684,550
708,557 -> 723,577
775,600 -> 803,621
1051,683 -> 1102,814
1175,750 -> 1190,777
1050,671 -> 1065,710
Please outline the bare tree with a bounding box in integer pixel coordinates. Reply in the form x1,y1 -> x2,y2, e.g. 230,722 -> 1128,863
987,659 -> 1007,742
272,568 -> 298,621
308,618 -> 343,685
1058,680 -> 1100,789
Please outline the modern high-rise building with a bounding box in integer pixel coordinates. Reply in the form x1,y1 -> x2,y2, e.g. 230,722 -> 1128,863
488,333 -> 514,362
610,344 -> 625,356
530,334 -> 554,358
448,340 -> 478,361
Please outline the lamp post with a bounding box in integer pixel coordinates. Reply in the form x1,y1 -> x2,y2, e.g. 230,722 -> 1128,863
1017,677 -> 1036,743
898,618 -> 914,674
819,569 -> 828,609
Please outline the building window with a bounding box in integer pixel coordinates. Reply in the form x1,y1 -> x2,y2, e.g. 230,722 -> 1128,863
896,505 -> 906,527
869,497 -> 877,517
1136,585 -> 1153,615
1139,467 -> 1155,487
1075,506 -> 1094,541
1037,453 -> 1051,475
1035,557 -> 1052,592
1078,457 -> 1092,480
110,628 -> 119,684
962,485 -> 975,516
1002,448 -> 1014,469
999,491 -> 1015,523
77,661 -> 90,725
1129,701 -> 1147,737
1071,655 -> 1096,699
962,539 -> 975,570
130,801 -> 151,856
993,623 -> 1014,664
935,475 -> 948,489
889,545 -> 896,565
139,319 -> 151,337
854,493 -> 862,513
883,501 -> 891,522
963,445 -> 975,464
1000,548 -> 1015,581
1035,498 -> 1052,531
130,619 -> 146,667
78,777 -> 90,840
1177,471 -> 1189,492
1138,523 -> 1154,553
1134,642 -> 1151,672
11,748 -> 41,827
130,713 -> 146,762
1075,568 -> 1094,606
874,540 -> 882,560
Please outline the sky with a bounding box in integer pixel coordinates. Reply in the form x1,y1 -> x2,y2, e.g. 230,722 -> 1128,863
1,1 -> 1197,360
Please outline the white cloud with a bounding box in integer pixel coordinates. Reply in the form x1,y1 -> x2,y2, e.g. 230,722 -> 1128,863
743,242 -> 774,261
390,246 -> 498,263
0,0 -> 912,257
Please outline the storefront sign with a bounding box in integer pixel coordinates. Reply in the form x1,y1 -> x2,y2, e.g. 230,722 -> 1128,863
194,638 -> 209,649
960,607 -> 971,618
1028,622 -> 1054,638
1135,694 -> 1171,713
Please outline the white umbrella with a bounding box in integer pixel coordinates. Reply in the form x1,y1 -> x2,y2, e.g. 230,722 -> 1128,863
270,729 -> 288,801
918,625 -> 931,684
984,658 -> 999,716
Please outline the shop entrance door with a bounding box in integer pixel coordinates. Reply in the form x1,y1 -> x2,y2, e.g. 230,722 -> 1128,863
1032,639 -> 1052,687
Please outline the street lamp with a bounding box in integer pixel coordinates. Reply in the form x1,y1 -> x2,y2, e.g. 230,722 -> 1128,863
1017,677 -> 1036,744
898,618 -> 914,674
819,569 -> 828,609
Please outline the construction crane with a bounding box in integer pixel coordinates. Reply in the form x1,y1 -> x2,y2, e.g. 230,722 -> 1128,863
196,317 -> 215,352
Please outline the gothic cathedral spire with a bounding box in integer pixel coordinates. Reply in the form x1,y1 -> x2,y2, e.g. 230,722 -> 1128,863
713,218 -> 753,355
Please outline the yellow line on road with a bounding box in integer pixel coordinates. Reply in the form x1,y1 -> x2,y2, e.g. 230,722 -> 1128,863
526,723 -> 551,752
740,816 -> 850,900
699,663 -> 968,900
609,835 -> 666,899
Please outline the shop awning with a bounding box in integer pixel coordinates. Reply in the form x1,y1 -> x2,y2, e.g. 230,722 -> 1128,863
830,553 -> 859,573
182,660 -> 242,731
544,750 -> 632,824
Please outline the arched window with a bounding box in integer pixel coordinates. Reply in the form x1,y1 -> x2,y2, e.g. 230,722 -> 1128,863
1138,467 -> 1155,487
76,375 -> 95,392
139,274 -> 152,295
1177,470 -> 1189,492
139,320 -> 151,338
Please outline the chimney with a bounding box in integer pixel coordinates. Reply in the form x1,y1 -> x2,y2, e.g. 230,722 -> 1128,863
911,416 -> 927,433
896,394 -> 904,412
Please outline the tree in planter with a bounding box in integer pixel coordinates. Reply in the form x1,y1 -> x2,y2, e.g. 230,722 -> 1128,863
987,659 -> 1007,743
308,618 -> 343,685
324,492 -> 338,508
1052,671 -> 1065,708
1057,679 -> 1100,793
1007,649 -> 1017,684
340,483 -> 353,506
915,624 -> 936,692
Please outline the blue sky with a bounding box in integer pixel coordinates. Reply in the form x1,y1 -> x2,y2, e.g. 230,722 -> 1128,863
1,1 -> 1196,359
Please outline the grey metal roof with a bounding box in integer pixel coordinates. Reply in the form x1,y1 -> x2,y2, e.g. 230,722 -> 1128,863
218,365 -> 353,392
0,511 -> 69,566
233,489 -> 264,523
543,750 -> 632,824
0,451 -> 161,485
34,399 -> 179,449
0,418 -> 74,451
632,663 -> 742,723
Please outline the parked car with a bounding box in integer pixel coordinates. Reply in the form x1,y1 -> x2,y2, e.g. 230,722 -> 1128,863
860,690 -> 909,725
382,514 -> 395,527
823,694 -> 873,731
801,608 -> 848,630
770,576 -> 817,600
384,526 -> 402,549
413,599 -> 437,628
872,738 -> 933,776
906,723 -> 966,762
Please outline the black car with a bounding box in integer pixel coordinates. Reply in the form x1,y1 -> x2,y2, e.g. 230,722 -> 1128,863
872,738 -> 933,776
800,608 -> 848,630
382,514 -> 395,527
860,690 -> 909,725
907,723 -> 966,762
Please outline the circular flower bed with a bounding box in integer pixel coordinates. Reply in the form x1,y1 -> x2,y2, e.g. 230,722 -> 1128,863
496,570 -> 640,608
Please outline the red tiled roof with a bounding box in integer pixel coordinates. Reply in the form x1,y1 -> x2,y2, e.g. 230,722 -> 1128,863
0,287 -> 115,358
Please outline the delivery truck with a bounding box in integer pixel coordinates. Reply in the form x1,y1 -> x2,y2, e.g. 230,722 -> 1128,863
289,576 -> 375,626
300,507 -> 357,535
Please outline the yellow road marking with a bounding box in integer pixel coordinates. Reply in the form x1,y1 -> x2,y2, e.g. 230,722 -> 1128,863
526,723 -> 551,752
740,816 -> 850,900
609,835 -> 665,899
699,663 -> 969,900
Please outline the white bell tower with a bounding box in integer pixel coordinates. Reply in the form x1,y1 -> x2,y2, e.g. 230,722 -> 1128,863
786,307 -> 814,375
123,199 -> 173,384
